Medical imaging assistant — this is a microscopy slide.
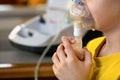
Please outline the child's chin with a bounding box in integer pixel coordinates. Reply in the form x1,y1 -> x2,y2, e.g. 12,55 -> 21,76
83,18 -> 95,30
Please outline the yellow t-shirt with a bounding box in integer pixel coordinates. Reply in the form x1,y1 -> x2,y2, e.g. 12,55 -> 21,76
86,37 -> 120,80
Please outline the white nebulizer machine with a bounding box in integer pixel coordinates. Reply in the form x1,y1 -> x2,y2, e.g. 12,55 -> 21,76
68,0 -> 95,56
8,0 -> 72,54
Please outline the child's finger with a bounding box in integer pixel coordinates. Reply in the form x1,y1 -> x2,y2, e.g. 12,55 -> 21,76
69,37 -> 76,44
62,36 -> 76,58
52,52 -> 60,66
56,44 -> 66,62
61,36 -> 76,44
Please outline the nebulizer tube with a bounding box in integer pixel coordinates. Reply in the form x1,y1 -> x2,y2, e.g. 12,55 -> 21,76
73,21 -> 83,50
68,0 -> 86,52
68,0 -> 95,59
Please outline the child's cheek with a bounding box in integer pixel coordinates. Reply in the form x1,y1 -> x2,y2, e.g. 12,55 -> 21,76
86,0 -> 108,27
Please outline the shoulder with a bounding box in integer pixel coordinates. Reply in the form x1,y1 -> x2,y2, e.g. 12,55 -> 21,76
86,37 -> 105,57
87,36 -> 105,48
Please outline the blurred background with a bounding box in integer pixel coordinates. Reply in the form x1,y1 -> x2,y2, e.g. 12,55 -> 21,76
0,0 -> 48,56
0,1 -> 55,80
0,0 -> 70,80
0,0 -> 103,80
0,0 -> 47,6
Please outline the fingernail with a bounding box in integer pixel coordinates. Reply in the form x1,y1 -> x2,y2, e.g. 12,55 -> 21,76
71,39 -> 76,43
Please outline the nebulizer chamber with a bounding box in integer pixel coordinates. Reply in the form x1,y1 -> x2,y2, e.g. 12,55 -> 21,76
68,0 -> 94,53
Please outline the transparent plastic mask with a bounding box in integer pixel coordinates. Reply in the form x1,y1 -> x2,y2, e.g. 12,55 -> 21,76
68,0 -> 95,29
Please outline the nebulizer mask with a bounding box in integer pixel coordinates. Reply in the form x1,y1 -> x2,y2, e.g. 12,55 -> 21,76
68,0 -> 95,59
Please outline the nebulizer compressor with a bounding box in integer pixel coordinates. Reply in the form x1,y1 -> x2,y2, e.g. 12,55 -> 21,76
68,0 -> 95,59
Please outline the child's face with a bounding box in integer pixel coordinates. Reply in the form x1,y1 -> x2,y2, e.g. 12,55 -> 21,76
86,0 -> 120,31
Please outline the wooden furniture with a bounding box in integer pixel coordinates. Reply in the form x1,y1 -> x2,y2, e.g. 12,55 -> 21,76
0,63 -> 57,80
0,0 -> 17,4
28,0 -> 47,6
0,0 -> 47,6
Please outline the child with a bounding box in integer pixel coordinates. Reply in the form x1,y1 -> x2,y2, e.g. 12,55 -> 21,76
52,0 -> 120,80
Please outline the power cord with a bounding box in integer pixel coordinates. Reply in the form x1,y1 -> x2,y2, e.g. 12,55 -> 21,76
34,13 -> 67,80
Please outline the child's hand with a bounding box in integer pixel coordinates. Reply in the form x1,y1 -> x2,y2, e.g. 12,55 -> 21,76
52,36 -> 92,80
64,36 -> 84,61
